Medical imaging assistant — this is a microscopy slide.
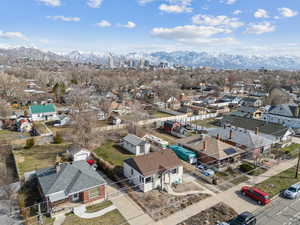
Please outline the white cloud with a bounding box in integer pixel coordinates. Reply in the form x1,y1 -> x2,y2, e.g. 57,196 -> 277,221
192,14 -> 244,28
151,25 -> 237,46
0,31 -> 28,41
96,20 -> 111,27
159,0 -> 193,13
177,37 -> 239,45
138,0 -> 156,4
159,4 -> 192,13
38,0 -> 61,7
87,0 -> 104,8
226,0 -> 236,5
254,9 -> 269,18
278,8 -> 298,18
233,10 -> 242,15
151,25 -> 231,39
245,22 -> 275,35
121,21 -> 137,29
47,16 -> 81,22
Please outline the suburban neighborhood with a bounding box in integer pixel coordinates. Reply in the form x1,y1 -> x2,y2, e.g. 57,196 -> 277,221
1,64 -> 300,225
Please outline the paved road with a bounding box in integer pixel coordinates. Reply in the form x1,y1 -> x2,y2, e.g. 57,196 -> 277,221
256,196 -> 300,225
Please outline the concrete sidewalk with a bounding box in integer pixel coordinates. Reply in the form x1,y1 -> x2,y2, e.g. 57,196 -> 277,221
73,204 -> 117,219
111,195 -> 154,225
153,158 -> 299,225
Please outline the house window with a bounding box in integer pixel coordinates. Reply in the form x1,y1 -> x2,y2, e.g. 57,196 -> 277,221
171,168 -> 178,174
89,187 -> 100,199
145,176 -> 152,183
139,176 -> 144,183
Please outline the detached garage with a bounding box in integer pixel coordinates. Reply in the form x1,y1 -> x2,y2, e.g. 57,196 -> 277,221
67,144 -> 91,161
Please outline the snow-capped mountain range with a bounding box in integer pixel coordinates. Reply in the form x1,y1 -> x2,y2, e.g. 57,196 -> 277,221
1,47 -> 300,70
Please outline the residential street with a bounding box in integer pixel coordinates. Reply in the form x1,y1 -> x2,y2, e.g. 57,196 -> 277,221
98,158 -> 299,225
256,196 -> 300,225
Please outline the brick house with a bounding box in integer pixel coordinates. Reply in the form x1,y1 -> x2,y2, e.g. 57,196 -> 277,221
36,160 -> 106,212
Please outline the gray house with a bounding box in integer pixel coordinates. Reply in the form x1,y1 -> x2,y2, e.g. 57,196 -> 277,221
36,160 -> 106,212
122,134 -> 151,156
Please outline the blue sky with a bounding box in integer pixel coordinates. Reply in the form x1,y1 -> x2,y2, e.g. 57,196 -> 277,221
0,0 -> 299,55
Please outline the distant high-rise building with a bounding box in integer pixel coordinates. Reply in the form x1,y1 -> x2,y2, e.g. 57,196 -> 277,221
140,57 -> 145,69
108,53 -> 114,69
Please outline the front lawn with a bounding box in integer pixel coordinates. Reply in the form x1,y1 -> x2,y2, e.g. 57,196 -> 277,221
255,166 -> 300,198
0,130 -> 30,142
272,143 -> 300,159
86,201 -> 113,213
13,143 -> 69,176
93,141 -> 132,167
191,118 -> 218,128
151,111 -> 172,118
63,209 -> 128,225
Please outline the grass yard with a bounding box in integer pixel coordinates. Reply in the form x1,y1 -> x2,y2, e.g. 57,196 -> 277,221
94,141 -> 132,167
280,143 -> 300,158
63,209 -> 128,225
86,201 -> 113,213
151,111 -> 172,118
150,130 -> 178,145
13,143 -> 69,177
255,166 -> 300,198
0,130 -> 30,142
191,118 -> 218,128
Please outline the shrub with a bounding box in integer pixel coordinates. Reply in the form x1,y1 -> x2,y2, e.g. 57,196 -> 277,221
239,163 -> 255,173
25,138 -> 34,149
53,133 -> 63,144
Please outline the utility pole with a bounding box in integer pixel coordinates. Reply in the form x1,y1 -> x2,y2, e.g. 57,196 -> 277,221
296,149 -> 300,179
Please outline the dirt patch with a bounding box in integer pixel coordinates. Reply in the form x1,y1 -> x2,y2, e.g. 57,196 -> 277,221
129,189 -> 210,221
173,182 -> 202,193
178,202 -> 237,225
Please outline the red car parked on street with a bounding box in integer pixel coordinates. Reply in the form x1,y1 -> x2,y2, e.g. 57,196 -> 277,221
241,186 -> 271,205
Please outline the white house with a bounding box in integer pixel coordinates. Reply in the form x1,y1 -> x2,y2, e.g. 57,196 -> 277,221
122,134 -> 150,156
67,144 -> 91,161
261,104 -> 300,132
29,104 -> 58,121
123,151 -> 183,192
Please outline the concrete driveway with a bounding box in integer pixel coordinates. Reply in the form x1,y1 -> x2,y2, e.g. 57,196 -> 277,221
256,196 -> 300,225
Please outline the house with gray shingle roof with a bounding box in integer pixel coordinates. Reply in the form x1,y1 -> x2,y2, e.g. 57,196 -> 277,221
261,104 -> 300,133
122,134 -> 150,155
36,160 -> 106,211
221,115 -> 294,142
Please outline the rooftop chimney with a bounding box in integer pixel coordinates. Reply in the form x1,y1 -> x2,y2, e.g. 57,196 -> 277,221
203,140 -> 207,151
229,129 -> 233,140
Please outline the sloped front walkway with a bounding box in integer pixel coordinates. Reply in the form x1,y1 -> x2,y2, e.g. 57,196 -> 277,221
73,204 -> 117,219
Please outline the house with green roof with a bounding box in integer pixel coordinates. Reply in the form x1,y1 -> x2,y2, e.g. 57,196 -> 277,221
29,104 -> 58,121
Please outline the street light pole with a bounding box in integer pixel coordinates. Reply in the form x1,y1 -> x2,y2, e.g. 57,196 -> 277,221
296,149 -> 300,179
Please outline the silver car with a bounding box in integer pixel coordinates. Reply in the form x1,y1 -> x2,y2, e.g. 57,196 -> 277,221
283,184 -> 300,199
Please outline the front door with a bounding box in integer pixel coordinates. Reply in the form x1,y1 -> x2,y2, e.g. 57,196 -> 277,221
72,193 -> 80,202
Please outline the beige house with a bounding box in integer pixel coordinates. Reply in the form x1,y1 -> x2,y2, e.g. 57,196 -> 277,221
123,151 -> 183,192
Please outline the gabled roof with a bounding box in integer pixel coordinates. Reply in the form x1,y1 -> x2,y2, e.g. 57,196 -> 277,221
222,115 -> 291,138
268,104 -> 300,118
29,104 -> 56,114
198,136 -> 245,160
123,134 -> 146,146
238,106 -> 257,113
124,150 -> 181,176
37,161 -> 106,200
208,128 -> 273,149
241,97 -> 260,103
